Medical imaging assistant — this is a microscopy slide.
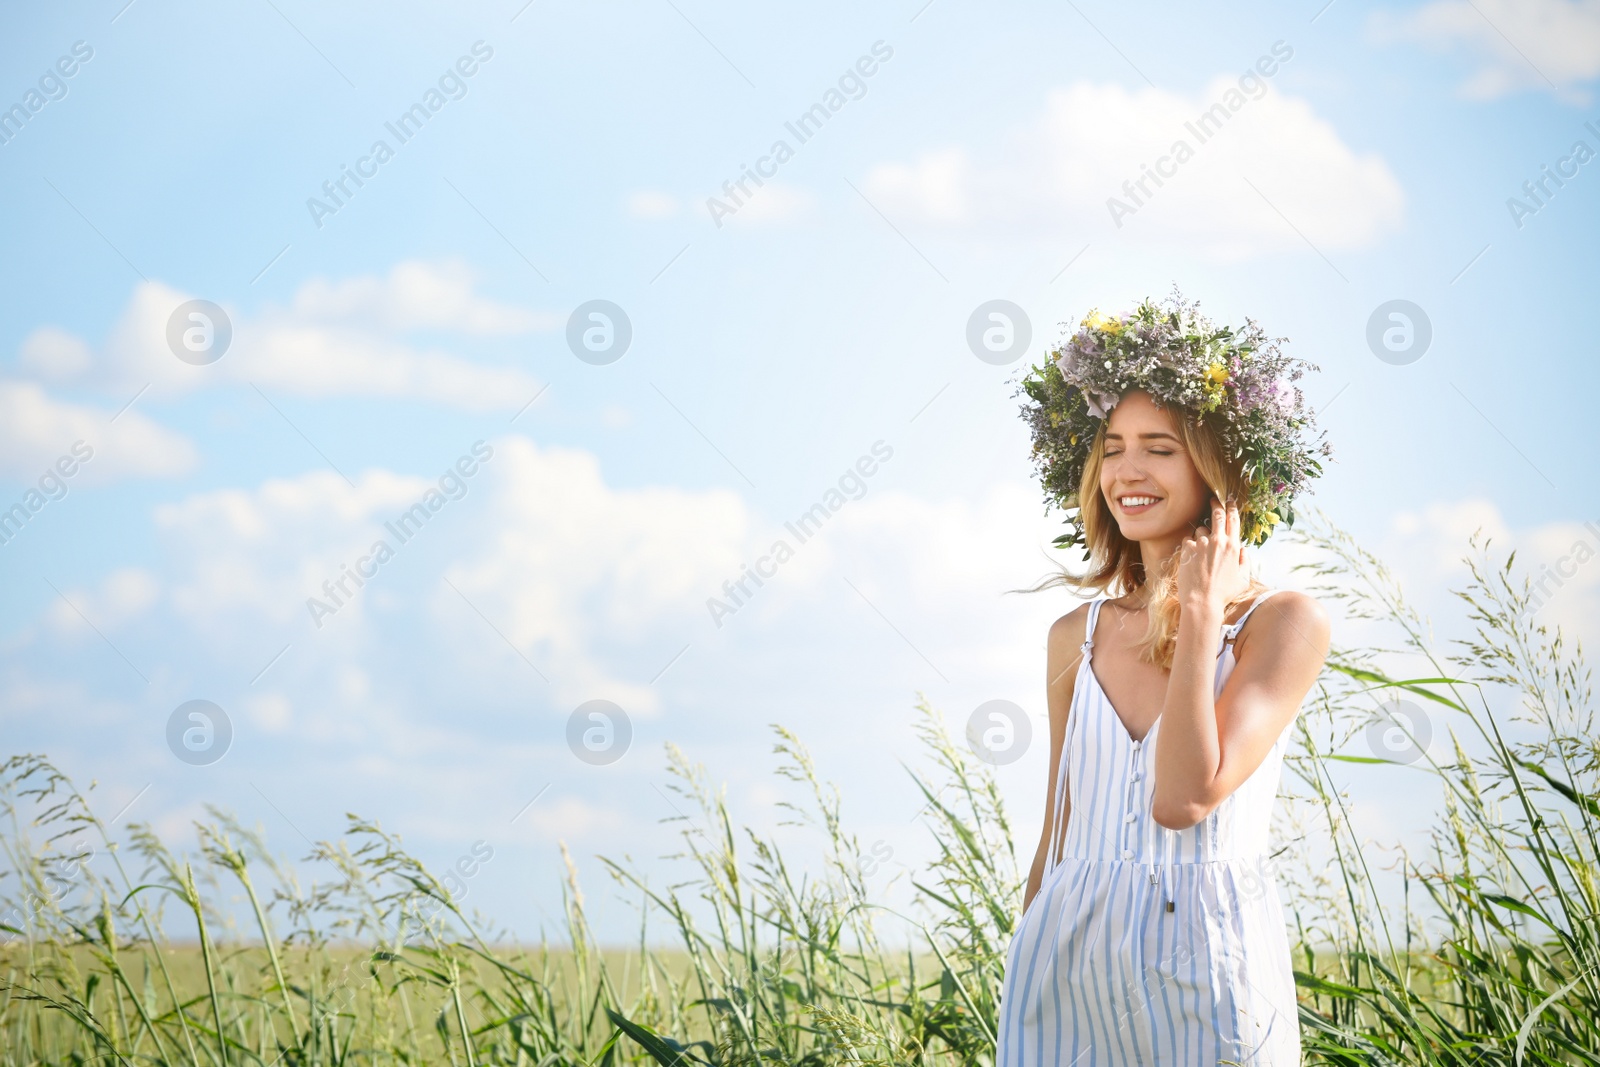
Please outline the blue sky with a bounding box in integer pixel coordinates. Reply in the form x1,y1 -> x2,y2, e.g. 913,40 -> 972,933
2,0 -> 1598,942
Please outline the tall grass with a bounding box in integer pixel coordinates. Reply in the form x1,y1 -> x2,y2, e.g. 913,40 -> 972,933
1281,521 -> 1599,1065
1,517 -> 1596,1065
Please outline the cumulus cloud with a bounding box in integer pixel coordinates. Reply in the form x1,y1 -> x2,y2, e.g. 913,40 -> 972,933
125,435 -> 1064,729
289,259 -> 561,334
863,78 -> 1404,259
45,567 -> 162,633
18,327 -> 93,382
790,482 -> 1075,679
7,425 -> 1079,860
1376,0 -> 1600,102
517,795 -> 627,841
153,465 -> 448,630
866,148 -> 971,223
142,435 -> 751,713
626,190 -> 680,219
15,262 -> 551,410
1390,497 -> 1513,579
440,437 -> 751,713
725,182 -> 815,225
1385,497 -> 1599,648
244,691 -> 294,733
0,380 -> 196,483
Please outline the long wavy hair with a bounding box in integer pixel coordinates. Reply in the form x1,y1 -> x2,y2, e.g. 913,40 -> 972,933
1024,395 -> 1268,669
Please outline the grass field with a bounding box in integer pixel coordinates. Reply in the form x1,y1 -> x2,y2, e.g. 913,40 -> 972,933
3,518 -> 1597,1066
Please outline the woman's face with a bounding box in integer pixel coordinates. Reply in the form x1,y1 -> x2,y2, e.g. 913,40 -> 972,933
1098,390 -> 1214,543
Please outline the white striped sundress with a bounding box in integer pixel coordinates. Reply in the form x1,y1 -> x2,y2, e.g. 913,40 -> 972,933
996,591 -> 1302,1066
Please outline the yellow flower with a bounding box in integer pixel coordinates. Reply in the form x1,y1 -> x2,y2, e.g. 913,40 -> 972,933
1083,310 -> 1124,334
1204,362 -> 1228,386
1262,509 -> 1280,527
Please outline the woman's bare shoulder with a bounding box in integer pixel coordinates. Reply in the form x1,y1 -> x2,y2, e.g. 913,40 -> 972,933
1043,602 -> 1093,729
1241,589 -> 1330,662
1048,601 -> 1092,640
1046,601 -> 1093,664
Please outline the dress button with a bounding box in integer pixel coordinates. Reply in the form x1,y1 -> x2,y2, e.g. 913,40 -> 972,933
1131,772 -> 1142,781
1124,812 -> 1136,823
1121,849 -> 1134,860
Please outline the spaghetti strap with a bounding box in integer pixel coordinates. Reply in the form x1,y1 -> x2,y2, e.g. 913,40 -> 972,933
1217,588 -> 1280,659
1080,595 -> 1108,657
1226,588 -> 1281,634
1045,595 -> 1108,873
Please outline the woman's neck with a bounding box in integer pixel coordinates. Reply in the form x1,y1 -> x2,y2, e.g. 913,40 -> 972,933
1137,532 -> 1185,589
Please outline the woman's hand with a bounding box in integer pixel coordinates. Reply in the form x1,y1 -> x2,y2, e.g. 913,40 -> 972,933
1176,497 -> 1249,618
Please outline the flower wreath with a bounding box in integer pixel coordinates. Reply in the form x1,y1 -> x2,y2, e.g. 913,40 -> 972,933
1015,289 -> 1330,551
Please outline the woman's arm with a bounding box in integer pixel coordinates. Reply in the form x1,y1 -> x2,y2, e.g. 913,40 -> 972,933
1023,604 -> 1089,912
1152,500 -> 1330,831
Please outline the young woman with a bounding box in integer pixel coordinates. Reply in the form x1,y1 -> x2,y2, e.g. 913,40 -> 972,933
998,296 -> 1332,1066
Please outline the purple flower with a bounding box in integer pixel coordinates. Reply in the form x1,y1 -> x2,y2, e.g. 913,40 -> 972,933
1084,390 -> 1119,418
1055,344 -> 1081,377
1234,377 -> 1266,413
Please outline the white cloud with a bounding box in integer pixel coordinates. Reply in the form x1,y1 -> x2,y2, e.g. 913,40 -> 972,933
865,148 -> 971,223
19,327 -> 93,382
863,78 -> 1404,259
0,430 -> 1097,867
245,692 -> 294,733
796,482 -> 1076,679
235,314 -> 544,410
153,465 -> 441,630
142,435 -> 750,714
519,794 -> 627,841
289,259 -> 560,334
1384,497 -> 1599,648
1390,497 -> 1513,579
149,801 -> 212,852
626,190 -> 680,219
1377,0 -> 1600,102
15,263 -> 550,411
46,567 -> 162,633
129,439 -> 1066,735
0,380 -> 196,483
441,437 -> 750,713
725,182 -> 815,225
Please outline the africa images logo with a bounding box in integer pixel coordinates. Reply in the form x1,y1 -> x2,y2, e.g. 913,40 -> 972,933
306,441 -> 494,629
706,441 -> 893,627
305,41 -> 494,229
0,40 -> 94,148
1105,40 -> 1293,228
705,40 -> 894,228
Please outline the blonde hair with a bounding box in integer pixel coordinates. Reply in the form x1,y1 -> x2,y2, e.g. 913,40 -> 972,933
1023,397 -> 1267,669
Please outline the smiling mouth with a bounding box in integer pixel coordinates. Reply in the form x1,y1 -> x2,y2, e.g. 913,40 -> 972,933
1117,495 -> 1162,512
